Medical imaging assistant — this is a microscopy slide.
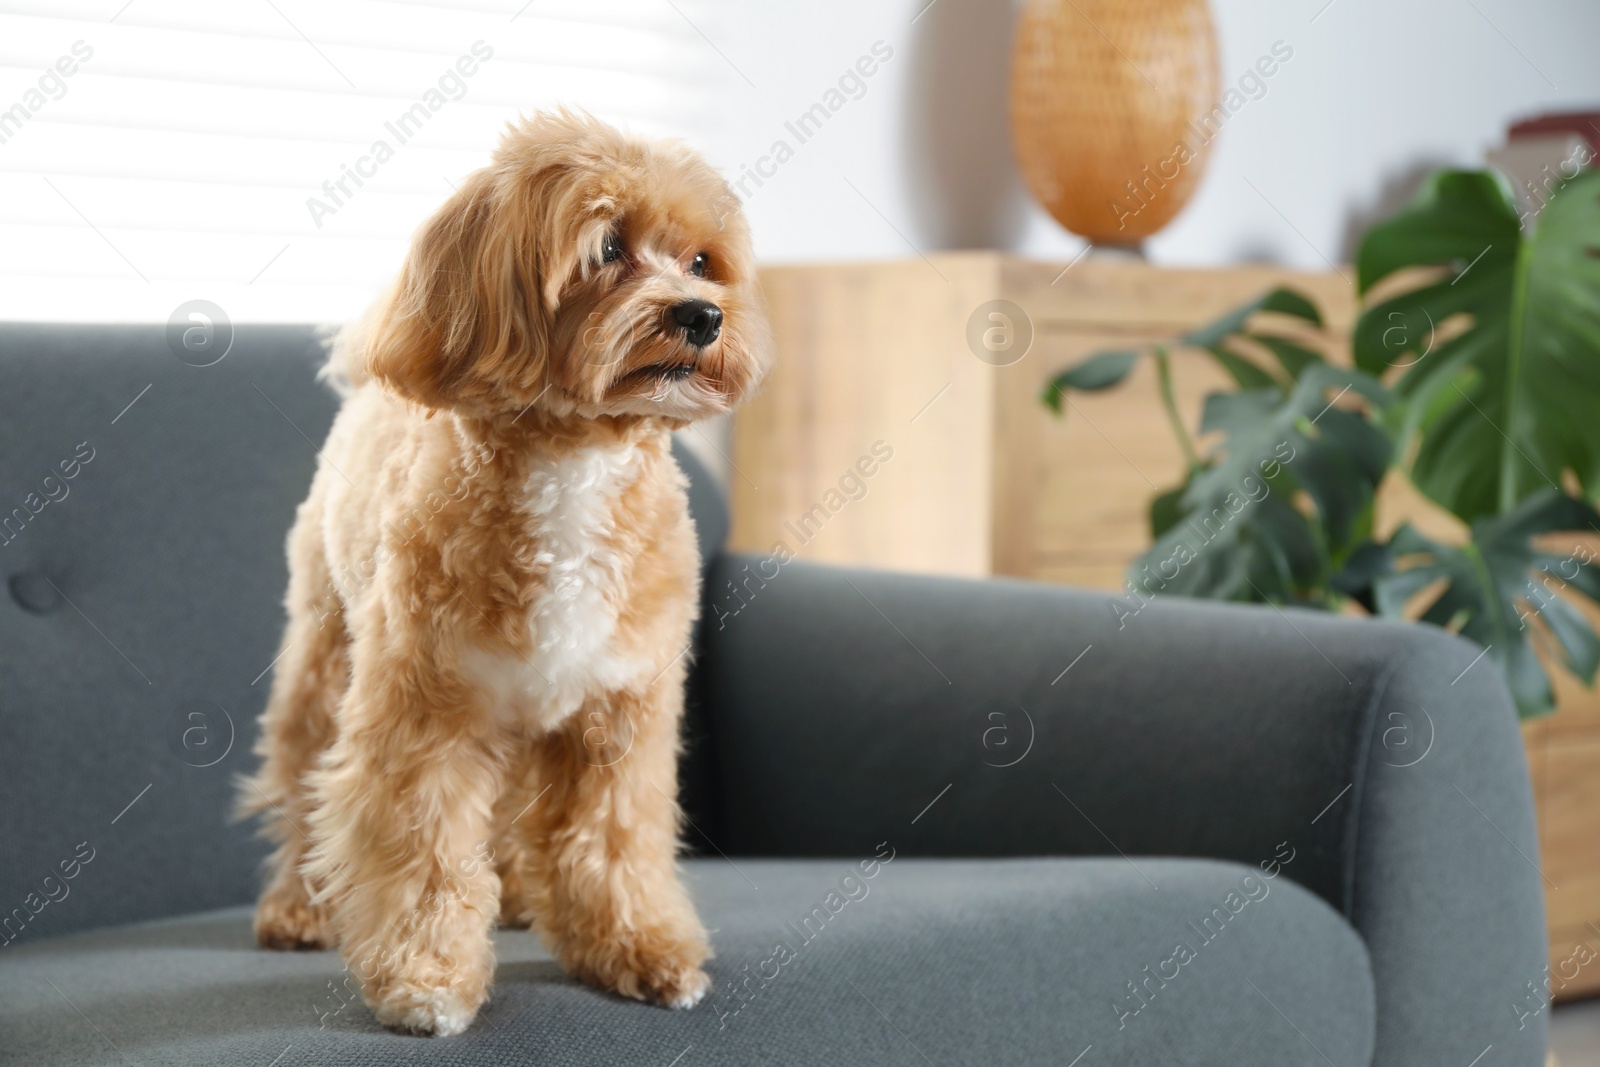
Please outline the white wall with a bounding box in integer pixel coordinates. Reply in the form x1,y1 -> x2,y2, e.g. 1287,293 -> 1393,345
703,0 -> 1600,269
5,0 -> 1593,324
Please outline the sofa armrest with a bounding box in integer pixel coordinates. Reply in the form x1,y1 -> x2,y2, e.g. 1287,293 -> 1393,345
694,554 -> 1546,1067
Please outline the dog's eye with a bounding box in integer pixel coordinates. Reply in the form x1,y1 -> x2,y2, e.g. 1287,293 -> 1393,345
689,252 -> 708,278
600,233 -> 623,264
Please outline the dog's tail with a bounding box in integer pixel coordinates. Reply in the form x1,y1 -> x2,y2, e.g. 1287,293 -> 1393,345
315,324 -> 358,398
317,291 -> 387,397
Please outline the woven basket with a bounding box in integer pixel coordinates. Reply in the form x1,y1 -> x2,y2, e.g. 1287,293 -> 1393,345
1010,0 -> 1220,244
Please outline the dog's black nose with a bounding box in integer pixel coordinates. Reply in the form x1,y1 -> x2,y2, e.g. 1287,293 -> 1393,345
671,299 -> 723,348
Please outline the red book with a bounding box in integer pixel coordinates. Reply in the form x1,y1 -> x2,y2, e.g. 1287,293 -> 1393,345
1509,111 -> 1600,154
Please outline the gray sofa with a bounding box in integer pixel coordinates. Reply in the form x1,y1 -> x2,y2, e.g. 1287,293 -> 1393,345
0,323 -> 1547,1066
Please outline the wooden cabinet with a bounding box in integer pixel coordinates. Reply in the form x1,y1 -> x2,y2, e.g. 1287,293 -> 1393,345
732,252 -> 1600,1000
1529,713 -> 1600,1000
735,252 -> 1352,583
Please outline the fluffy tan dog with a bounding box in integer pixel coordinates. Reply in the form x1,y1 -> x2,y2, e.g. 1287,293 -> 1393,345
239,110 -> 770,1037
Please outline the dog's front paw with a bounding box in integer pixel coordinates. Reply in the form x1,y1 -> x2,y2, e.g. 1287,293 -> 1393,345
654,964 -> 712,1010
254,890 -> 332,951
370,982 -> 484,1037
564,928 -> 712,1009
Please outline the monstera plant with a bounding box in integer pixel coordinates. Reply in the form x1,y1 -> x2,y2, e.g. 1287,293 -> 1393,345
1043,167 -> 1600,716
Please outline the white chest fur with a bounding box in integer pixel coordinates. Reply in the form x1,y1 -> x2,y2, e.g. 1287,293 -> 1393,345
462,439 -> 649,731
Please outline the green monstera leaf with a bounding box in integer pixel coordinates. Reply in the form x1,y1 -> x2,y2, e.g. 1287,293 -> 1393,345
1038,177 -> 1600,718
1125,364 -> 1392,606
1368,489 -> 1600,717
1041,286 -> 1327,413
1355,169 -> 1600,522
1176,286 -> 1325,390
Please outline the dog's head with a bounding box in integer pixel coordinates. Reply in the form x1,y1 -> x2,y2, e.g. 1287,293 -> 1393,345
364,109 -> 770,423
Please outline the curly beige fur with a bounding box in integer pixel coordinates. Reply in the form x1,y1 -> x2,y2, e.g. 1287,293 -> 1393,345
239,110 -> 770,1037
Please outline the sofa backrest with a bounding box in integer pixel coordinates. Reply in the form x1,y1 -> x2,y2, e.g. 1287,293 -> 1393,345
0,322 -> 726,943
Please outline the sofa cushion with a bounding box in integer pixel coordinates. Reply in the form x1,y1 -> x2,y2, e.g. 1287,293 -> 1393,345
0,857 -> 1374,1066
0,323 -> 727,942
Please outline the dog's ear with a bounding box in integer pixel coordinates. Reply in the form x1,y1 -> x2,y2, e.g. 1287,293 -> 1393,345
365,170 -> 543,408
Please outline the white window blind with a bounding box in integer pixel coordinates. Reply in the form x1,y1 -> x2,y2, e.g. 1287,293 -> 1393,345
0,0 -> 717,323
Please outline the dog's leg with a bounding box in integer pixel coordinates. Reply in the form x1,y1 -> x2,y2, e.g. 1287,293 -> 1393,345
491,752 -> 541,930
517,678 -> 711,1009
242,498 -> 346,951
305,647 -> 507,1037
